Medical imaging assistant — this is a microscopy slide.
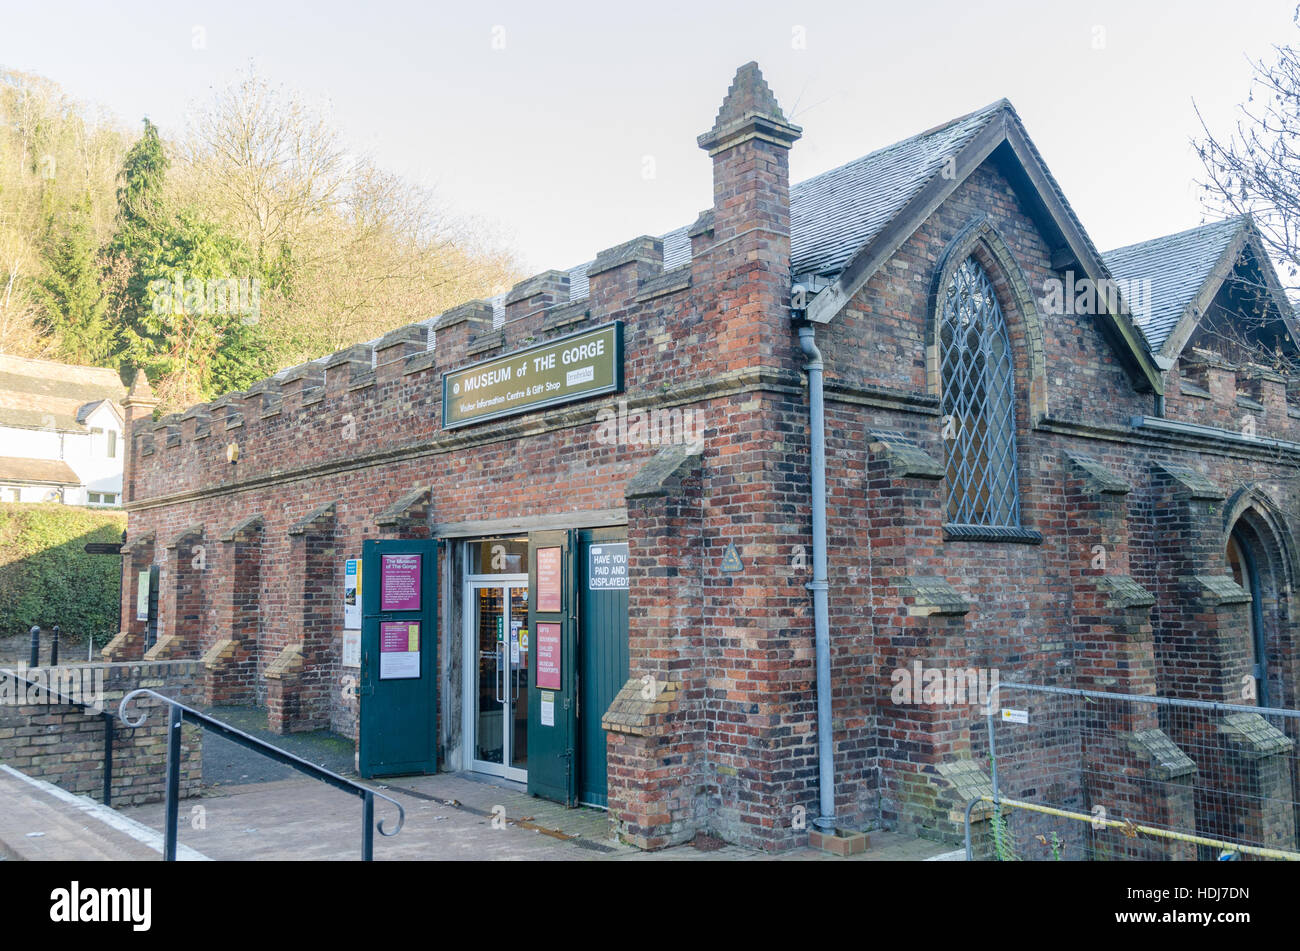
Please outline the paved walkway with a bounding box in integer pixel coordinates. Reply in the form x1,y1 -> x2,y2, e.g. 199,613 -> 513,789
0,765 -> 208,861
116,769 -> 962,861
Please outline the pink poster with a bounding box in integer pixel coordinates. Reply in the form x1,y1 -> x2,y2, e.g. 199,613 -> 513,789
536,622 -> 562,689
379,621 -> 420,680
380,553 -> 421,611
537,547 -> 562,612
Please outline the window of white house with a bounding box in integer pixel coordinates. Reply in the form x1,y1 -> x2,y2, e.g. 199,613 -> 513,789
88,492 -> 101,504
2,487 -> 18,502
107,430 -> 117,458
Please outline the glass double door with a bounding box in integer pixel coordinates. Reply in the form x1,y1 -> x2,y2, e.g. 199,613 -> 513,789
469,583 -> 529,781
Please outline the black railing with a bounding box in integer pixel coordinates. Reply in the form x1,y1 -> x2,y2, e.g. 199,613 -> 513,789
119,689 -> 405,861
1,665 -> 114,805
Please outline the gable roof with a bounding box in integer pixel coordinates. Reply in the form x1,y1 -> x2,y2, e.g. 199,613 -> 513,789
790,101 -> 1011,278
0,456 -> 80,486
793,99 -> 1162,393
1102,216 -> 1297,359
0,355 -> 126,432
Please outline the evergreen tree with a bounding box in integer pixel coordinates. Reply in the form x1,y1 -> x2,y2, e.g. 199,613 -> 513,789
110,120 -> 274,405
32,195 -> 118,365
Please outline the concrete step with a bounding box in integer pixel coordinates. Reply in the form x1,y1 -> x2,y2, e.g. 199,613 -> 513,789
0,765 -> 208,861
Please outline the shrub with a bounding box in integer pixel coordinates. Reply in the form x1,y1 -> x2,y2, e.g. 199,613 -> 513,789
0,503 -> 126,646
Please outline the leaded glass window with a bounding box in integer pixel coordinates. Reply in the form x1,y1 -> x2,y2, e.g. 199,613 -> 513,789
939,256 -> 1020,527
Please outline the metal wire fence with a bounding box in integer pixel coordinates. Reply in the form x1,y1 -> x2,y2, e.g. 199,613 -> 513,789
968,682 -> 1300,861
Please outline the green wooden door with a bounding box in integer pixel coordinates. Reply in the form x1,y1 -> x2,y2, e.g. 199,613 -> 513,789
526,530 -> 577,805
578,529 -> 629,807
359,539 -> 438,778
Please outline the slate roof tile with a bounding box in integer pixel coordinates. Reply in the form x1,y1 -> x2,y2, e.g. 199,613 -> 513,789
1102,217 -> 1247,353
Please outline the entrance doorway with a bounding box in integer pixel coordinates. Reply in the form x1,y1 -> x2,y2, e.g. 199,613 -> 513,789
1227,527 -> 1271,707
458,530 -> 629,804
463,537 -> 530,783
468,583 -> 529,781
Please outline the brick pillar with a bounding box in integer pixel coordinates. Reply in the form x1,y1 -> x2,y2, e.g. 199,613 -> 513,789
688,63 -> 820,851
605,445 -> 704,849
861,431 -> 996,842
1062,451 -> 1195,859
106,371 -> 160,662
695,61 -> 802,372
268,503 -> 337,734
1147,462 -> 1295,855
146,526 -> 205,660
105,533 -> 155,661
203,517 -> 263,706
121,371 -> 159,505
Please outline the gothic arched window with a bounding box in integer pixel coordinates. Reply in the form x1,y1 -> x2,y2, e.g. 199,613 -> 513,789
940,255 -> 1020,528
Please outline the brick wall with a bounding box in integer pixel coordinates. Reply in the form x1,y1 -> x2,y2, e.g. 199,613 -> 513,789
0,661 -> 203,807
113,65 -> 1300,852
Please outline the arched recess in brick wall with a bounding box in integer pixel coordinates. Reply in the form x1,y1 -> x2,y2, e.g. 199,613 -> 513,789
1222,486 -> 1299,710
926,214 -> 1049,426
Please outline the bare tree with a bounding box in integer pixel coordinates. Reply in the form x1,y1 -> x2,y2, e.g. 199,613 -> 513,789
176,66 -> 523,367
1194,11 -> 1300,374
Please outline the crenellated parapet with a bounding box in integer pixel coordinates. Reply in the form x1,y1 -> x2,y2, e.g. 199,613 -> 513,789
1167,347 -> 1300,441
126,239 -> 712,503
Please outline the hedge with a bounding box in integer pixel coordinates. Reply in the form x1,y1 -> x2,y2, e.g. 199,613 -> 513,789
0,503 -> 127,646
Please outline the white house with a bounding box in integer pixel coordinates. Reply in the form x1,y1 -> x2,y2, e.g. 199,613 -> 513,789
0,355 -> 127,506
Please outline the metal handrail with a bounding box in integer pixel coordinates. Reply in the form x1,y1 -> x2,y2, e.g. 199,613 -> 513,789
1,664 -> 116,805
119,687 -> 405,861
1000,679 -> 1300,719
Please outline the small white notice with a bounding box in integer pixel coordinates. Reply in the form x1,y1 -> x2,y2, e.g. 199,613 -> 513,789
540,692 -> 555,727
565,365 -> 594,387
1001,708 -> 1029,724
342,630 -> 361,668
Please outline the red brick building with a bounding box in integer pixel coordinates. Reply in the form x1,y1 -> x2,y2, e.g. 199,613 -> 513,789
111,63 -> 1300,851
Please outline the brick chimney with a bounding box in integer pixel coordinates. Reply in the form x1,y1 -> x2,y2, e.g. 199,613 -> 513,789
696,62 -> 801,370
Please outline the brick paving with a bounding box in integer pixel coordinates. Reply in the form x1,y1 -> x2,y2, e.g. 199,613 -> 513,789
116,770 -> 961,861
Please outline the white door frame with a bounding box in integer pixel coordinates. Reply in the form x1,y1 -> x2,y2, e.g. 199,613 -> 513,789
462,575 -> 528,782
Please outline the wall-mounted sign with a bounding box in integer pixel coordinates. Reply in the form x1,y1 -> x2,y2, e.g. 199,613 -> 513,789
536,622 -> 562,690
380,553 -> 421,611
342,630 -> 361,668
136,570 -> 150,621
344,558 -> 361,630
540,691 -> 555,727
588,543 -> 629,590
380,621 -> 421,679
442,322 -> 624,429
537,547 -> 562,612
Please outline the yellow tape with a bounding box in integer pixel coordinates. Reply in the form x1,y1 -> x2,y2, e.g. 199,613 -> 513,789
981,796 -> 1300,861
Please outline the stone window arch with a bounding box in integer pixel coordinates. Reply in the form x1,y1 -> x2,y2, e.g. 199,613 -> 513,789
929,217 -> 1047,536
939,255 -> 1020,526
1222,487 -> 1299,710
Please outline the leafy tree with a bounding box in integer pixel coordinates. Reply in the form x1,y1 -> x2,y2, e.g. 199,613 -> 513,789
121,207 -> 274,405
31,195 -> 118,365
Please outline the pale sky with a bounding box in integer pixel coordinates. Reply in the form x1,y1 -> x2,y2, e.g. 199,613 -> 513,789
4,0 -> 1297,274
